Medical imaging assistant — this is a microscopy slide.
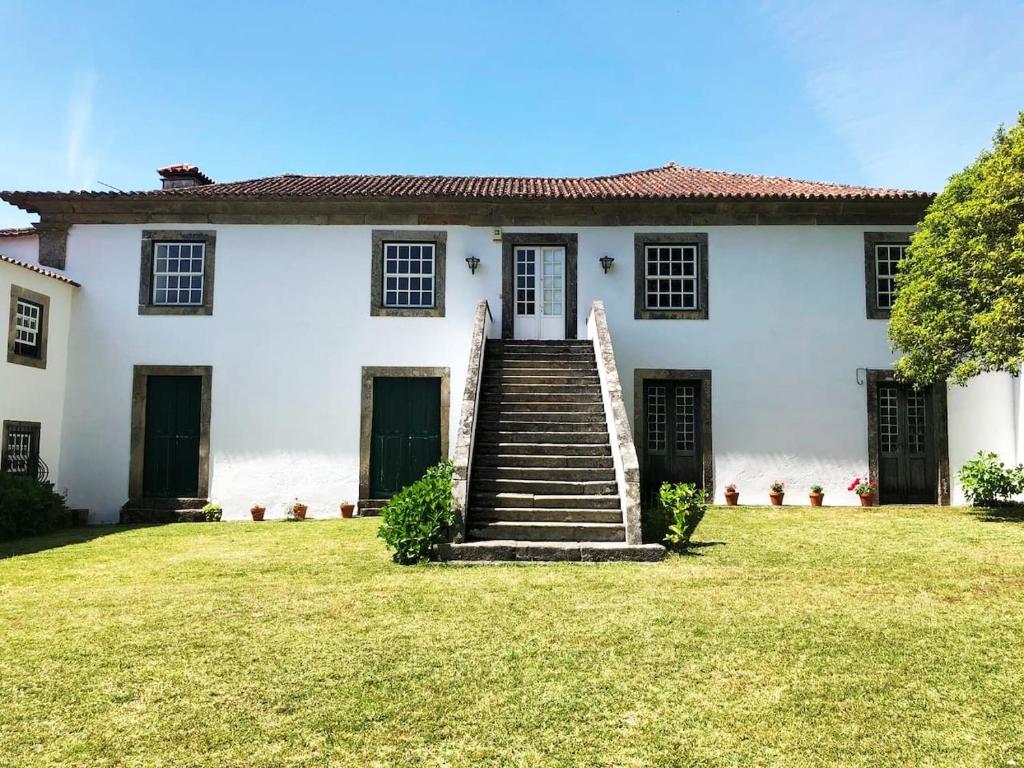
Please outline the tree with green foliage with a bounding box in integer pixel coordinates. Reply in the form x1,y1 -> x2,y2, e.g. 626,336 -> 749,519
889,112 -> 1024,385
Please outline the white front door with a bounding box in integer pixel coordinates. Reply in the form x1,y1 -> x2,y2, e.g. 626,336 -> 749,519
514,245 -> 565,340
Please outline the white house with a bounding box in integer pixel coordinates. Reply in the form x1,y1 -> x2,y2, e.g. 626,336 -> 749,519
1,163 -> 1019,558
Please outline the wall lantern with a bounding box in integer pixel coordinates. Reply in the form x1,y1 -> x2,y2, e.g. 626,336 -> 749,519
465,255 -> 481,274
599,255 -> 615,274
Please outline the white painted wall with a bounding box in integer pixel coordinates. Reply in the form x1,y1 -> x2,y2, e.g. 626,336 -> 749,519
0,233 -> 40,264
0,260 -> 74,489
53,222 -> 1018,520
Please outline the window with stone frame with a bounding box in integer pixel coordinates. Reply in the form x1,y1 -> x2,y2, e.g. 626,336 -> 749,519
864,232 -> 911,319
138,230 -> 216,316
370,230 -> 447,317
633,233 -> 709,320
7,284 -> 50,369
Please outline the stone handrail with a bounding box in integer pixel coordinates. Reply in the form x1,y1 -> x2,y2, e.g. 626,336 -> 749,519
587,301 -> 642,545
451,300 -> 492,543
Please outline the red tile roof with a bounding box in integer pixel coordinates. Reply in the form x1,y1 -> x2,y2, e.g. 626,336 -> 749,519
1,163 -> 933,204
0,227 -> 36,238
0,253 -> 80,286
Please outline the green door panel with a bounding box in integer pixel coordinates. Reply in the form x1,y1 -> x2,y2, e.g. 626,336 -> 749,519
143,376 -> 202,498
370,377 -> 442,498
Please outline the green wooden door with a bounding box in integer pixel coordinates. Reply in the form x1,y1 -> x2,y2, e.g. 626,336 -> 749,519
143,376 -> 202,497
370,377 -> 442,498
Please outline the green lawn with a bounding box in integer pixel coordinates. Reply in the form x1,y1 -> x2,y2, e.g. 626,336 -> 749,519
2,507 -> 1023,767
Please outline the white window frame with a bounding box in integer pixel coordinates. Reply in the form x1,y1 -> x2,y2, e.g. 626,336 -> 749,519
382,242 -> 436,309
644,244 -> 699,311
874,243 -> 907,310
14,298 -> 41,354
152,241 -> 206,306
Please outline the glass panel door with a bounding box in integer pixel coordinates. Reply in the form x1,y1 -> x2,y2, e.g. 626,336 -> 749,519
514,245 -> 565,340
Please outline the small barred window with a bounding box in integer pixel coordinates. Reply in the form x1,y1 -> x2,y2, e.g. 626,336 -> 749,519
874,244 -> 907,309
645,245 -> 698,310
153,242 -> 205,306
14,299 -> 42,357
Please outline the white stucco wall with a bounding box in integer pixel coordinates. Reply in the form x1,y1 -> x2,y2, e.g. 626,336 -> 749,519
53,222 -> 1019,520
0,233 -> 40,264
0,260 -> 74,489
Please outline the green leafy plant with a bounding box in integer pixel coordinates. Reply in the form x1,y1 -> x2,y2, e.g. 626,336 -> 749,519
770,481 -> 785,493
848,477 -> 877,497
378,461 -> 455,564
810,484 -> 823,494
889,113 -> 1024,385
658,481 -> 708,550
200,502 -> 223,522
958,451 -> 1024,506
0,473 -> 69,541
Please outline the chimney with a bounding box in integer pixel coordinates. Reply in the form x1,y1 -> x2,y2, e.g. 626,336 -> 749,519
157,164 -> 213,190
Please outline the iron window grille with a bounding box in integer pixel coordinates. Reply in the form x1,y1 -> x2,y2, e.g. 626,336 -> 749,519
153,242 -> 206,306
3,423 -> 40,477
14,298 -> 42,358
645,244 -> 699,311
382,242 -> 436,308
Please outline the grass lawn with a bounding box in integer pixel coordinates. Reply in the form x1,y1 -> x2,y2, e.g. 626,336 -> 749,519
1,507 -> 1023,767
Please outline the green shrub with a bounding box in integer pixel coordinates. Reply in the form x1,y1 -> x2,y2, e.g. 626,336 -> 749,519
659,482 -> 709,550
378,461 -> 455,564
200,502 -> 223,522
0,473 -> 69,541
959,451 -> 1024,506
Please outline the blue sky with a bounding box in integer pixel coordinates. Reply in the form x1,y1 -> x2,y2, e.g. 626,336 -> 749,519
0,0 -> 1022,227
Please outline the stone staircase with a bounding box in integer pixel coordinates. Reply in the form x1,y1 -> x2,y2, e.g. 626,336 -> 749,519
442,339 -> 663,562
119,497 -> 211,524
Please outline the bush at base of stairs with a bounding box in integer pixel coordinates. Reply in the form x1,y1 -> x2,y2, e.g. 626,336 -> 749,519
377,461 -> 455,564
659,481 -> 709,550
0,473 -> 70,541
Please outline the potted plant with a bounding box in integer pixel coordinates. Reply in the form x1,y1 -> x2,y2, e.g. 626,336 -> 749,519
339,501 -> 355,519
809,484 -> 824,507
290,500 -> 308,520
848,477 -> 877,507
769,481 -> 785,506
250,504 -> 266,521
724,483 -> 739,506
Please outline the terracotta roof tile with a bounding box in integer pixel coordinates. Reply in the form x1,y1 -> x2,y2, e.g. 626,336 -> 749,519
0,227 -> 36,237
0,253 -> 80,286
1,163 -> 933,205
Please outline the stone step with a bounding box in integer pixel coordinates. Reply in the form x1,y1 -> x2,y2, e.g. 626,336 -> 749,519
482,384 -> 602,395
473,442 -> 611,456
472,477 -> 618,495
476,420 -> 608,433
485,359 -> 597,370
469,492 -> 621,510
475,430 -> 610,444
473,453 -> 614,469
491,403 -> 602,415
468,520 -> 626,543
483,374 -> 600,386
357,498 -> 387,517
470,507 -> 622,523
498,392 -> 604,404
489,341 -> 592,350
477,411 -> 607,424
473,466 -> 616,482
437,540 -> 665,563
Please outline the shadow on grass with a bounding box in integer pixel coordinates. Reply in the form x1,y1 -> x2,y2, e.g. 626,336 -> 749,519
0,525 -> 132,560
969,504 -> 1024,524
670,540 -> 727,557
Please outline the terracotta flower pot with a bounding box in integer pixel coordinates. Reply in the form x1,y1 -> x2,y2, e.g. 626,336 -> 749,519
859,494 -> 874,507
769,492 -> 784,506
250,507 -> 265,521
340,503 -> 355,519
292,505 -> 308,520
724,491 -> 739,507
809,493 -> 824,507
